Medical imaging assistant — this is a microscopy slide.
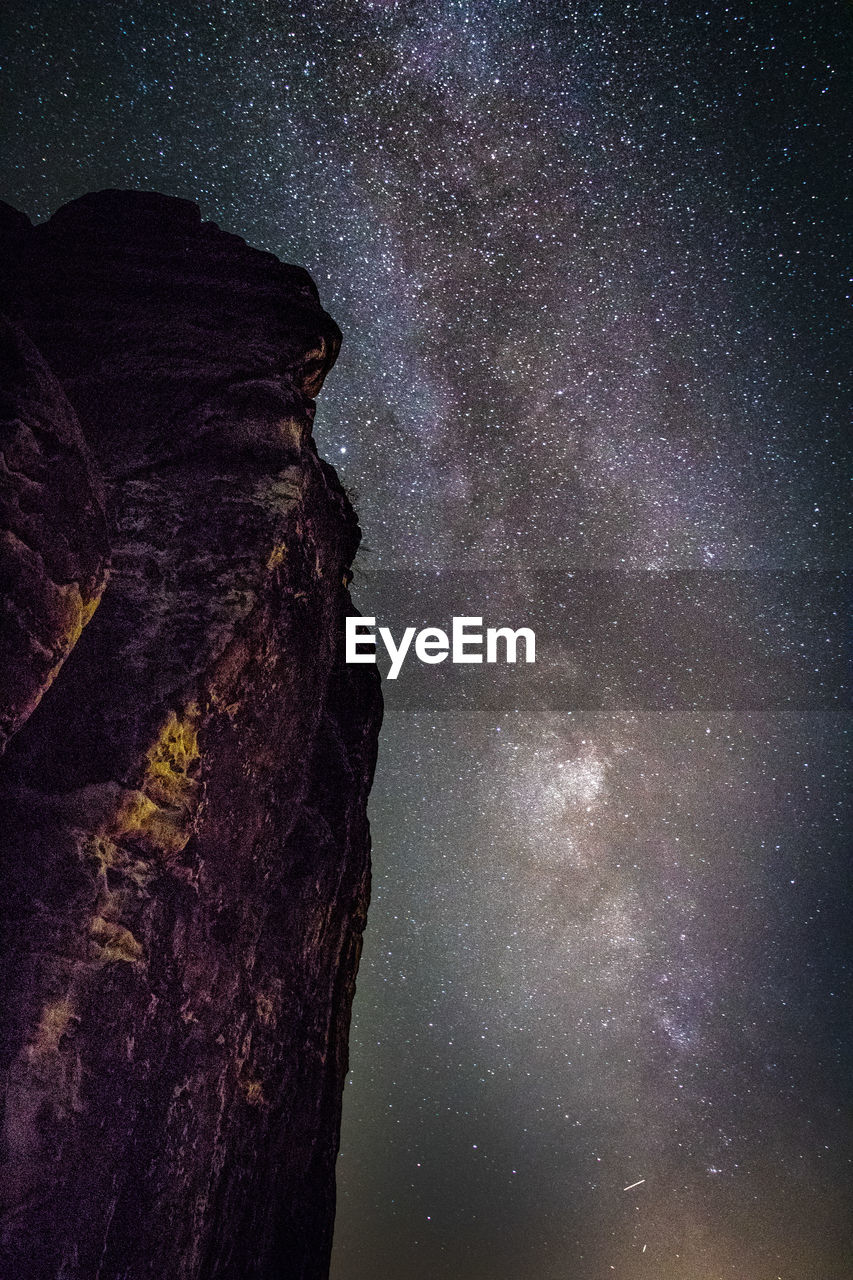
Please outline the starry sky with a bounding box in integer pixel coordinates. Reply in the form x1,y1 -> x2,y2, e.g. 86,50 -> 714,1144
2,2 -> 850,1277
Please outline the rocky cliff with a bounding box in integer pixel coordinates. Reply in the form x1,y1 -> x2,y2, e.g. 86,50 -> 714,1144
0,190 -> 382,1279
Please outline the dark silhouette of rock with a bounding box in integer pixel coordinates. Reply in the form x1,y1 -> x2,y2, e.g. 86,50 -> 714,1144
0,191 -> 381,1279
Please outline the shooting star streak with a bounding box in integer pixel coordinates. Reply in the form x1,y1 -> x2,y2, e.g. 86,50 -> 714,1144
623,1178 -> 646,1191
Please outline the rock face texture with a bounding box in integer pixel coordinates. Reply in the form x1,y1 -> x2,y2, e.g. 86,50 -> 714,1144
0,317 -> 109,755
0,190 -> 382,1279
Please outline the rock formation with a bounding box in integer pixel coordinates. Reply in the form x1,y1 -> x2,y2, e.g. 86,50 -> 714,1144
0,190 -> 382,1279
0,316 -> 108,755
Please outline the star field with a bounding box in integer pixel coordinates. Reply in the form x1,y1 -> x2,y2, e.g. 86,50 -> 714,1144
2,2 -> 850,1276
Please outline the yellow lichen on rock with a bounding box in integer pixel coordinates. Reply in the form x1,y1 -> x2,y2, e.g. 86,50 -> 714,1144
108,787 -> 191,857
89,916 -> 144,963
97,704 -> 203,858
30,998 -> 74,1059
143,705 -> 201,811
266,543 -> 287,570
9,581 -> 107,742
240,1078 -> 266,1106
48,582 -> 103,669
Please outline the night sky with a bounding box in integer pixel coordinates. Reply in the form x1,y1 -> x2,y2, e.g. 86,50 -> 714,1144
2,3 -> 850,1277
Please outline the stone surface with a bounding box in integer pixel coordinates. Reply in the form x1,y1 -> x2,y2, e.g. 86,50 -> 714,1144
0,317 -> 108,755
0,191 -> 381,1279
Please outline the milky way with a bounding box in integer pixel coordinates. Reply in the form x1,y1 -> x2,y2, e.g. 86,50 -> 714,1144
3,2 -> 850,1276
